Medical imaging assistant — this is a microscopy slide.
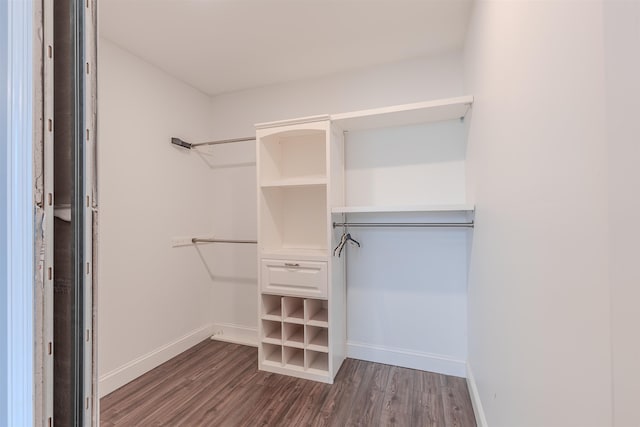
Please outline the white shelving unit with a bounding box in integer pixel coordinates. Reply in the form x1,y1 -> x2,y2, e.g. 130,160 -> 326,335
256,96 -> 473,384
256,118 -> 346,384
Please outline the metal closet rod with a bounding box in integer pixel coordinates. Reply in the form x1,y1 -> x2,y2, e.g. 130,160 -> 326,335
333,222 -> 474,228
192,238 -> 257,244
171,136 -> 255,150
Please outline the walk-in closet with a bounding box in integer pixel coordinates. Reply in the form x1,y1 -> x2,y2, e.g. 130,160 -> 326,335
13,0 -> 638,426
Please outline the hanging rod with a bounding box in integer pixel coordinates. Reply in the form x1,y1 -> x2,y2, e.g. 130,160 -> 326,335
192,238 -> 257,244
332,222 -> 474,229
171,136 -> 255,150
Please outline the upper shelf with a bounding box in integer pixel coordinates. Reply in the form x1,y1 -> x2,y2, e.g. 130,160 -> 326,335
331,204 -> 475,214
330,95 -> 473,131
261,176 -> 327,188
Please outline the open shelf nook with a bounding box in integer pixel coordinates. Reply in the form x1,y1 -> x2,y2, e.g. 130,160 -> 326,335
262,343 -> 282,367
261,294 -> 282,321
306,299 -> 329,328
259,129 -> 327,183
261,320 -> 282,345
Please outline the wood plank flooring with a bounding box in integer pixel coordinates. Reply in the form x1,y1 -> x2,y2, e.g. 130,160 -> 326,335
100,340 -> 476,427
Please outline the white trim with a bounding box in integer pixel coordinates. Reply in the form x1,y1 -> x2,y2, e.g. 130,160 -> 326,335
466,362 -> 489,427
211,322 -> 258,347
42,0 -> 54,424
98,324 -> 213,397
3,0 -> 35,425
346,341 -> 466,378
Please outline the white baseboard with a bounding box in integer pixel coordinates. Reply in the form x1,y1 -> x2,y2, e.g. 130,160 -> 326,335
211,322 -> 258,347
98,324 -> 213,398
346,341 -> 466,378
466,362 -> 488,427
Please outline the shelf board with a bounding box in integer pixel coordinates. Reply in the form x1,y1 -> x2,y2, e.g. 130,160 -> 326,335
262,337 -> 282,346
260,176 -> 327,188
331,204 -> 475,214
284,333 -> 305,349
331,95 -> 473,131
262,329 -> 282,345
262,306 -> 282,320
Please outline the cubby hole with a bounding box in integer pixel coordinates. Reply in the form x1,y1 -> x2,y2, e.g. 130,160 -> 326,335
260,129 -> 326,183
261,294 -> 282,320
282,297 -> 305,324
283,323 -> 304,348
307,350 -> 329,373
262,343 -> 282,366
283,346 -> 305,370
306,325 -> 328,352
262,320 -> 282,345
260,186 -> 327,253
306,299 -> 329,327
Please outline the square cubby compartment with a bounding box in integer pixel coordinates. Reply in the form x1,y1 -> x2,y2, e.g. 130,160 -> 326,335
283,323 -> 304,348
306,350 -> 328,373
262,294 -> 282,320
262,343 -> 282,366
262,320 -> 282,345
282,297 -> 304,324
283,346 -> 305,370
259,186 -> 328,253
306,325 -> 328,352
306,299 -> 328,327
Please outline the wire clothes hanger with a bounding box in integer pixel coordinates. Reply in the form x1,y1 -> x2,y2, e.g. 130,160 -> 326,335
333,228 -> 360,258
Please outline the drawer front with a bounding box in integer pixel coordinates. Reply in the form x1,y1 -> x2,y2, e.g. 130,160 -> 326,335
261,259 -> 328,298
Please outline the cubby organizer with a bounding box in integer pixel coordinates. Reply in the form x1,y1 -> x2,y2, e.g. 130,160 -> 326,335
259,295 -> 332,377
257,117 -> 345,384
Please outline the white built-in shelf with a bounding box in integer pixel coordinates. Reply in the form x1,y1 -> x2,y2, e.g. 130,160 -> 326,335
260,176 -> 327,188
331,203 -> 475,214
331,96 -> 473,131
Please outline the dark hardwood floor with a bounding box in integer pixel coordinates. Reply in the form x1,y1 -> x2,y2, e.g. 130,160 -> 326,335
100,340 -> 476,427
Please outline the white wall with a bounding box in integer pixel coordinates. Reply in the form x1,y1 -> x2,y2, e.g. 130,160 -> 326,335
97,39 -> 216,396
604,1 -> 640,426
0,2 -> 9,420
2,1 -> 35,423
464,2 -> 611,426
207,53 -> 469,374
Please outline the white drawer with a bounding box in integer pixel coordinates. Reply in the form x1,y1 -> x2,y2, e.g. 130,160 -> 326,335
261,259 -> 328,298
